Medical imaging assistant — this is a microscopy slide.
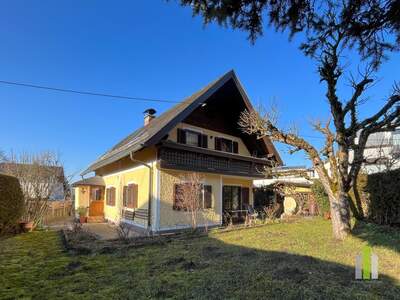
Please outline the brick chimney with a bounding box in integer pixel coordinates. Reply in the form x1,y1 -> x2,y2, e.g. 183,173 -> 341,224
143,108 -> 156,126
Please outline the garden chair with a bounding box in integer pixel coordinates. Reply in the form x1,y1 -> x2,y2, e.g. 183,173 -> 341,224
245,205 -> 258,226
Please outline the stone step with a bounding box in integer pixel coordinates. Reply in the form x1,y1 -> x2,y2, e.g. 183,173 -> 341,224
87,216 -> 105,223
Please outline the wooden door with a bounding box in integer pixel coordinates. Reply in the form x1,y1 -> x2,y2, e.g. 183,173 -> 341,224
89,200 -> 104,216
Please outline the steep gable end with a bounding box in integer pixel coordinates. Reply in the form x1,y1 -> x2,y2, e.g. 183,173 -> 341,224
82,70 -> 281,175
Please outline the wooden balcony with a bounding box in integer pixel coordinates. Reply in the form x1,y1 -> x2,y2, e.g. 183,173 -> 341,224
158,141 -> 270,178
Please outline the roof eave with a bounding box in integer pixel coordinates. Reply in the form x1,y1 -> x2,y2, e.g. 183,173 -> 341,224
80,144 -> 144,176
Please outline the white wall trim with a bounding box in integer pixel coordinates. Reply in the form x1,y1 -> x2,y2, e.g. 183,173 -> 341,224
219,175 -> 223,224
221,174 -> 259,181
182,125 -> 204,134
222,183 -> 243,187
155,165 -> 161,232
157,222 -> 220,232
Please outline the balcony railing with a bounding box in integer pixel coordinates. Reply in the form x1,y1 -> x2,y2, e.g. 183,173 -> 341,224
158,141 -> 269,177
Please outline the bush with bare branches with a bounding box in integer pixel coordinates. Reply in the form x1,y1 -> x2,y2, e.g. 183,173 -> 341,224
0,151 -> 67,228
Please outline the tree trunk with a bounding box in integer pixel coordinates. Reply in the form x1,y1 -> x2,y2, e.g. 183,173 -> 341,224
329,191 -> 351,240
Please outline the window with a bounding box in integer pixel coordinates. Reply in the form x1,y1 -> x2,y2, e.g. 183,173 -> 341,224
90,187 -> 103,201
123,183 -> 138,209
186,130 -> 200,147
215,137 -> 239,154
173,184 -> 212,210
106,187 -> 116,206
177,128 -> 208,148
222,186 -> 249,211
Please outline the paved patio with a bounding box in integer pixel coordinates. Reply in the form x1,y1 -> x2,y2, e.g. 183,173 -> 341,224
82,223 -> 144,240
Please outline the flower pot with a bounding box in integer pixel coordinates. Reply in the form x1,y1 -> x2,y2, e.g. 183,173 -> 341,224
324,211 -> 331,220
24,221 -> 35,232
79,216 -> 87,224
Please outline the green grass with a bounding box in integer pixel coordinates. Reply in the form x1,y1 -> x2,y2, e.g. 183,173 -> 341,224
0,218 -> 399,299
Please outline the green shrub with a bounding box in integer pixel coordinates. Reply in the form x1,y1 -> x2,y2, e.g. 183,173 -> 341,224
0,174 -> 24,234
311,180 -> 330,216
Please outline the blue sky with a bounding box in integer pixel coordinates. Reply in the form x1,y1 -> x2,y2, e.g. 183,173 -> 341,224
1,1 -> 399,180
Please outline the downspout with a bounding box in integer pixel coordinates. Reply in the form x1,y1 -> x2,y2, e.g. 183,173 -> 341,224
129,151 -> 153,231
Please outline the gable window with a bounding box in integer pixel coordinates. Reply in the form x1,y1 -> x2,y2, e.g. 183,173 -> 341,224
215,137 -> 239,154
106,187 -> 116,206
177,128 -> 208,148
123,183 -> 138,209
173,184 -> 212,210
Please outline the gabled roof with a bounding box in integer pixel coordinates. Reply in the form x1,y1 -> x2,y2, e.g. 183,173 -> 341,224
0,162 -> 65,179
72,176 -> 105,187
82,70 -> 282,175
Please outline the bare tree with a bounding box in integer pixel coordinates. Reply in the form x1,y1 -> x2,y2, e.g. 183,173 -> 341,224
178,0 -> 400,240
175,173 -> 204,231
240,81 -> 399,240
0,151 -> 66,228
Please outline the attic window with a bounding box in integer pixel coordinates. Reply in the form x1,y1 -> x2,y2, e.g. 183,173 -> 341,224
177,128 -> 208,148
215,137 -> 238,154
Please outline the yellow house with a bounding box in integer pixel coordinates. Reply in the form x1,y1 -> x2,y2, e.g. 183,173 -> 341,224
73,70 -> 282,233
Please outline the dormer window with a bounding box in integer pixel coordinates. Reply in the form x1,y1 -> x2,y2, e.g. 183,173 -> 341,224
177,128 -> 208,148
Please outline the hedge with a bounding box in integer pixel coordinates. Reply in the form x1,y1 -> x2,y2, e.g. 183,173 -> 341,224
0,174 -> 24,234
365,169 -> 400,226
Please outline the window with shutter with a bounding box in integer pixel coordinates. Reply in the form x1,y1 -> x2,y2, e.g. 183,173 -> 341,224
173,184 -> 185,210
215,137 -> 238,153
177,128 -> 208,149
233,141 -> 239,154
131,184 -> 138,208
177,128 -> 186,144
203,185 -> 212,208
122,186 -> 128,207
186,130 -> 200,147
215,137 -> 222,150
106,187 -> 116,206
201,134 -> 208,148
124,184 -> 138,209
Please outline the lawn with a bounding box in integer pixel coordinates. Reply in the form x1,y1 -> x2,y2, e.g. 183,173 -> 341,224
0,218 -> 399,299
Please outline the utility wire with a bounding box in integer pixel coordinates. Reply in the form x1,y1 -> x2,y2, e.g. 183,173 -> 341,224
0,79 -> 398,141
0,80 -> 181,104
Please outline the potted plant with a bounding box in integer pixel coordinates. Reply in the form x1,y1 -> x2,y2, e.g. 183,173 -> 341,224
24,221 -> 35,232
76,207 -> 87,223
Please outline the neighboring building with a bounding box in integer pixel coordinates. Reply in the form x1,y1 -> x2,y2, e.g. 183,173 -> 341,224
73,70 -> 282,233
356,129 -> 400,173
0,162 -> 67,200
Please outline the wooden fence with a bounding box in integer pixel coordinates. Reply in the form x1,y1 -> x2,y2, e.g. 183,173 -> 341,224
42,200 -> 74,224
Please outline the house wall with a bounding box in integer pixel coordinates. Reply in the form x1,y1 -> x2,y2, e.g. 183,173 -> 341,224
158,169 -> 222,230
74,185 -> 90,209
158,170 -> 254,231
169,122 -> 251,157
99,147 -> 158,228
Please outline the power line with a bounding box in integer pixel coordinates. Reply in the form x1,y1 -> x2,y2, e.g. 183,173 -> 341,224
0,79 -> 398,141
0,80 -> 181,104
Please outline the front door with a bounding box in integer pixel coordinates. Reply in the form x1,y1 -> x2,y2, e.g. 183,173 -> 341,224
88,186 -> 104,216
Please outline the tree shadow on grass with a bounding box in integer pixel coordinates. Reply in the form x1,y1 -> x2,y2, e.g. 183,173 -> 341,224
2,230 -> 399,300
128,235 -> 400,299
352,220 -> 400,253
